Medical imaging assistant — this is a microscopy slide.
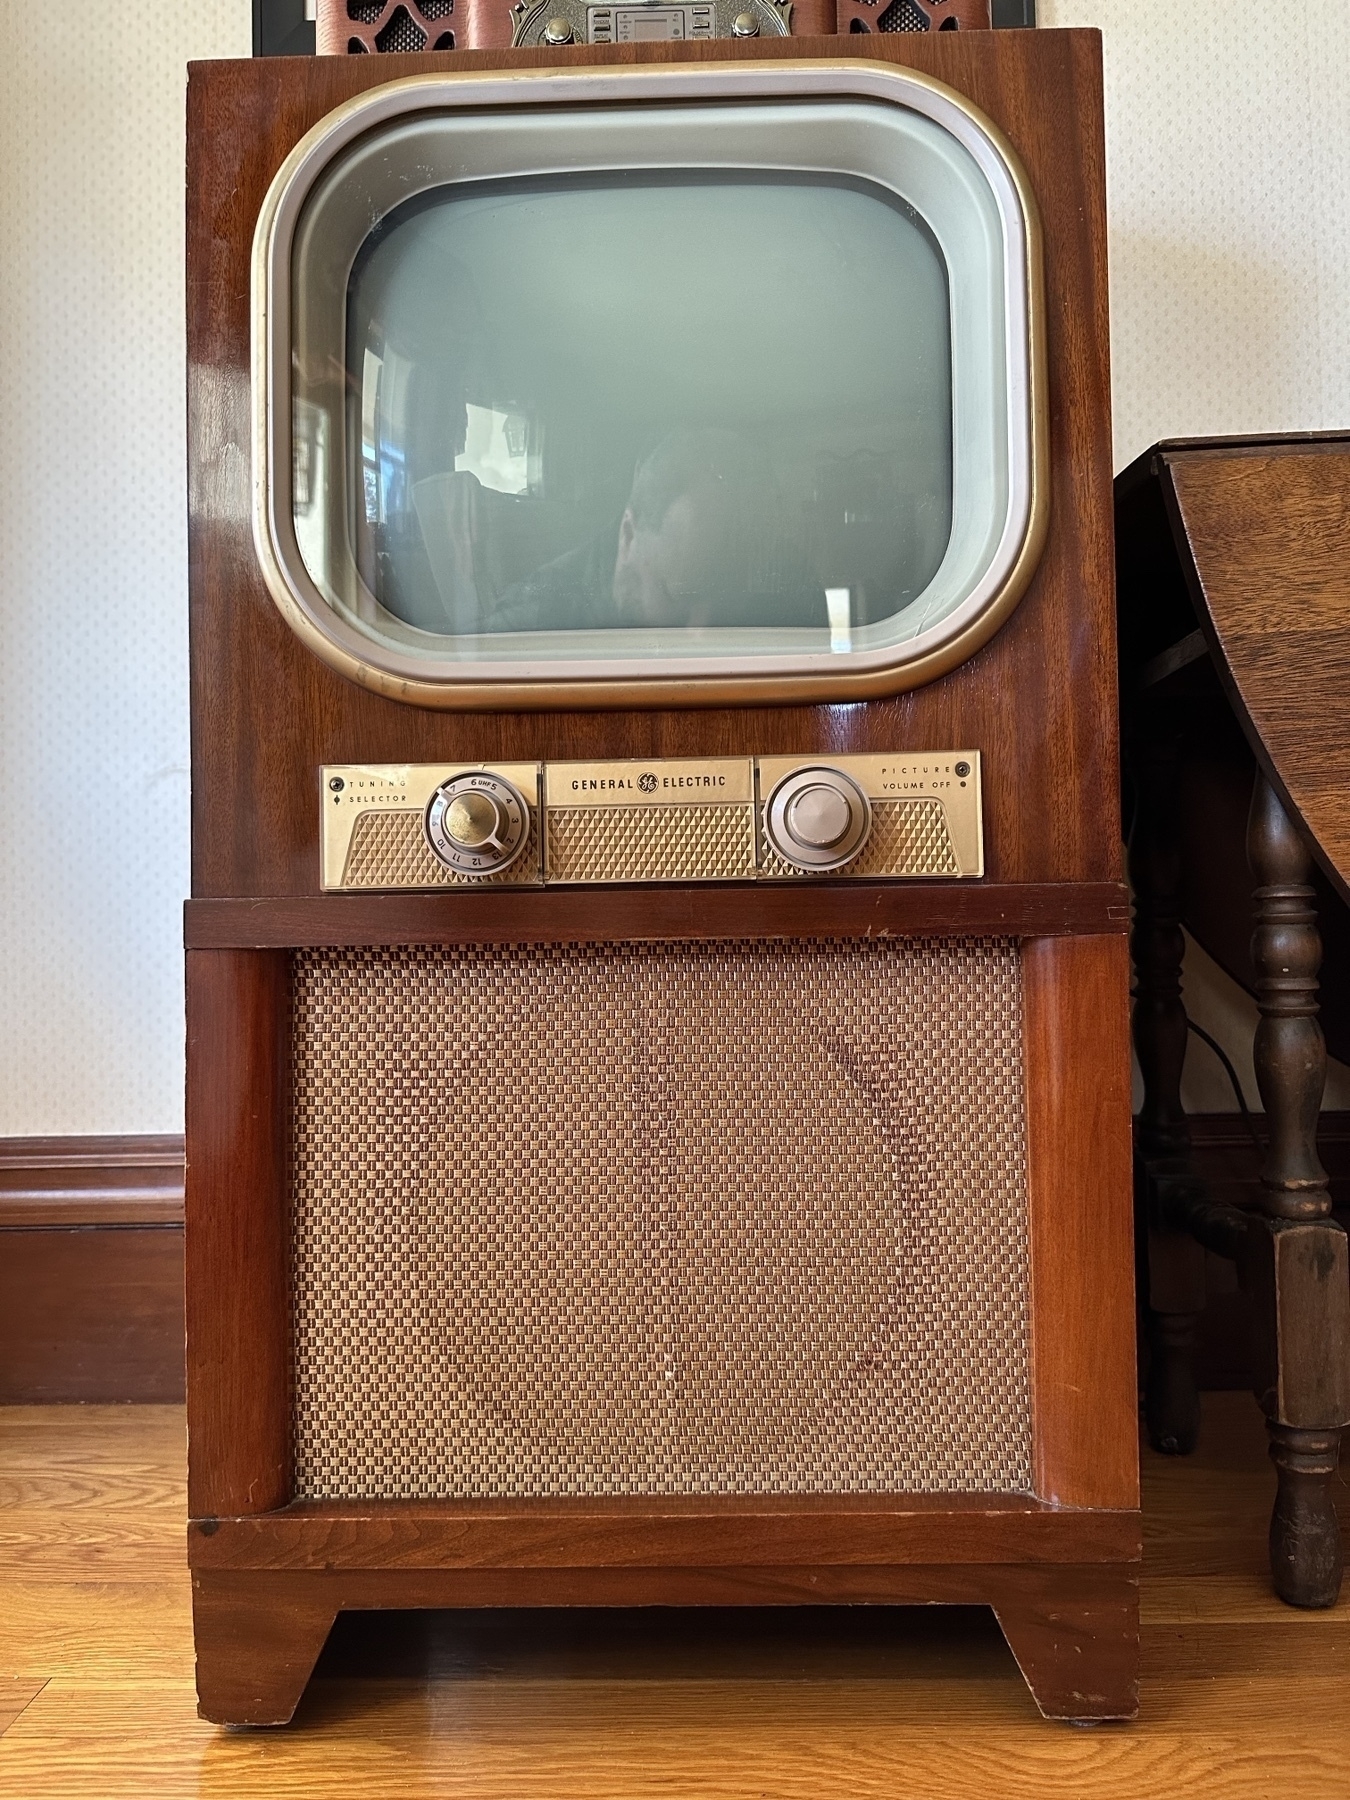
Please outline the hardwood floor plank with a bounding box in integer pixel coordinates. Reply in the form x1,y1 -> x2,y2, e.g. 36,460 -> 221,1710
0,1678 -> 47,1739
0,1512 -> 185,1578
3,1674 -> 1349,1800
0,1404 -> 185,1463
0,1582 -> 194,1682
0,1391 -> 1346,1793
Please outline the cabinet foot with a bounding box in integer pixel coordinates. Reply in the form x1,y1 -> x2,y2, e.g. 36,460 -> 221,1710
193,1570 -> 337,1726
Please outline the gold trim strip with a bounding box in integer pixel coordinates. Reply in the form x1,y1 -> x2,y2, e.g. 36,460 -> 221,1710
321,763 -> 543,890
757,751 -> 982,878
322,754 -> 981,889
254,60 -> 1048,713
545,758 -> 754,808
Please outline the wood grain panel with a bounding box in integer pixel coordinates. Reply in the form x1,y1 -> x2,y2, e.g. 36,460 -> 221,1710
184,951 -> 291,1519
179,29 -> 1133,1727
1023,934 -> 1139,1511
187,1500 -> 1141,1572
0,1135 -> 187,1404
0,1135 -> 184,1228
184,881 -> 1130,949
189,1560 -> 1137,1723
0,1229 -> 184,1406
187,30 -> 1117,899
1162,443 -> 1350,903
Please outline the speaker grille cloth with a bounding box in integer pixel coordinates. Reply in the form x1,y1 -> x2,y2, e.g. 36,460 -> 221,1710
290,937 -> 1033,1499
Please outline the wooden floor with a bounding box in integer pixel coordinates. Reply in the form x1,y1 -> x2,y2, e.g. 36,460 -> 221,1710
0,1395 -> 1347,1797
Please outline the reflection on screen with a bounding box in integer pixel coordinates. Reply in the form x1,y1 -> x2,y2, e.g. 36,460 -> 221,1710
344,173 -> 953,645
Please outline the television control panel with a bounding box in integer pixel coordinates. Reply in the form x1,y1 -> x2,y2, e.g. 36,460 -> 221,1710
321,753 -> 983,890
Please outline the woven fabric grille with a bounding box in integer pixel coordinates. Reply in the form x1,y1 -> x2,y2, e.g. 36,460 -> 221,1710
290,936 -> 1033,1500
546,804 -> 756,883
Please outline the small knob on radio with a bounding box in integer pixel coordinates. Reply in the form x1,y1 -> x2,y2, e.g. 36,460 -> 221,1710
425,771 -> 531,878
763,766 -> 872,872
542,14 -> 574,40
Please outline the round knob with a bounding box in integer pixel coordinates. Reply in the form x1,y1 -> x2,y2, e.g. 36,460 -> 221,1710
764,766 -> 871,872
731,9 -> 759,33
443,789 -> 502,849
542,14 -> 574,40
787,782 -> 852,850
425,771 -> 531,878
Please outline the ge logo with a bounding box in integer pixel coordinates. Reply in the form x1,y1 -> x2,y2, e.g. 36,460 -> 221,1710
638,772 -> 658,794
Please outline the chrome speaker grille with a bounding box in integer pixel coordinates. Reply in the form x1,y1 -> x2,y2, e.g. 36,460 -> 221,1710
290,936 -> 1033,1499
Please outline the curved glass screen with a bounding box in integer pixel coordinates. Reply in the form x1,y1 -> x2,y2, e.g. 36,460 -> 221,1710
263,70 -> 1043,703
336,174 -> 952,647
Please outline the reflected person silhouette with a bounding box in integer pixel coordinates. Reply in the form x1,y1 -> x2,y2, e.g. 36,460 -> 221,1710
485,427 -> 827,634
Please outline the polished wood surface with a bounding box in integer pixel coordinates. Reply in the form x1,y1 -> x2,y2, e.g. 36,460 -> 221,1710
184,880 -> 1131,949
0,1230 -> 184,1406
2,1398 -> 1347,1792
189,1561 -> 1138,1725
184,28 -> 1133,1725
1110,630 -> 1350,1063
1247,777 -> 1333,1227
1163,441 -> 1350,905
1118,435 -> 1350,1609
0,1135 -> 186,1405
188,1498 -> 1141,1571
184,952 -> 291,1521
0,1135 -> 183,1228
1245,783 -> 1349,1606
178,923 -> 1138,1720
1023,935 -> 1138,1511
187,29 -> 1117,900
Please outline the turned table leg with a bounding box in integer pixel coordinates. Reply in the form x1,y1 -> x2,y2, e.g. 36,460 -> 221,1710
1246,773 -> 1350,1608
1129,728 -> 1205,1454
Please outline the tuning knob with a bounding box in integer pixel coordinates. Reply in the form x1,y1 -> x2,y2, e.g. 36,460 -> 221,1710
425,771 -> 531,878
763,765 -> 872,872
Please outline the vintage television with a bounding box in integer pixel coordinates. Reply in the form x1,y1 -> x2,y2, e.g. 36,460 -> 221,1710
185,30 -> 1137,1727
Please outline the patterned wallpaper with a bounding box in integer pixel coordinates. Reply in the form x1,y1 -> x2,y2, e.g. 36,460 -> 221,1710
1044,0 -> 1350,1109
1,4 -> 1345,1130
1043,0 -> 1350,467
0,4 -> 250,1133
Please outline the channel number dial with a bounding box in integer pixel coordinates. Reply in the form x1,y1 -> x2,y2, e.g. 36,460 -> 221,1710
763,765 -> 873,872
425,771 -> 531,877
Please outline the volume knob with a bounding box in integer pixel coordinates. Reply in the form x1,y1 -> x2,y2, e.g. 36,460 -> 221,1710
425,771 -> 531,878
764,766 -> 872,872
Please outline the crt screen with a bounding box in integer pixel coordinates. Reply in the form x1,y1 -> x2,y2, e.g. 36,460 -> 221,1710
343,173 -> 953,644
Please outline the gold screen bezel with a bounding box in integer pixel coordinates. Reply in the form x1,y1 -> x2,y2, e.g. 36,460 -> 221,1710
253,60 -> 1048,712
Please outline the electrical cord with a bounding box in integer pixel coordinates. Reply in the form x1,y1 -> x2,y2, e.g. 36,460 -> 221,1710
1128,984 -> 1265,1147
1186,1018 -> 1263,1149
